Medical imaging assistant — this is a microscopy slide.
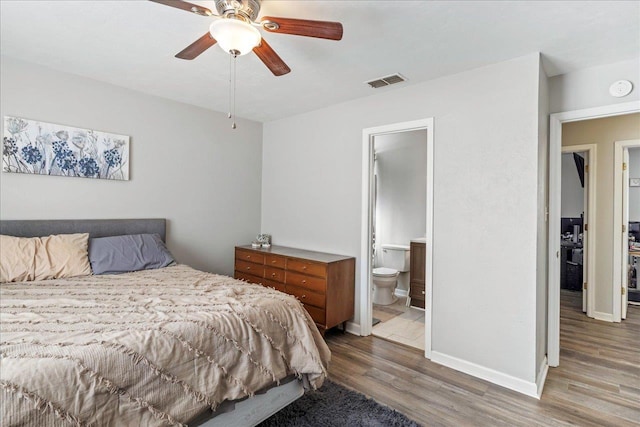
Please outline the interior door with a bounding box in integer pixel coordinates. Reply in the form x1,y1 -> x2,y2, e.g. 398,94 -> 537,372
622,149 -> 630,319
582,153 -> 589,313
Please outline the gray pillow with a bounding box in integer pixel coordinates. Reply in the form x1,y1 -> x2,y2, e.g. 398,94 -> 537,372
89,233 -> 175,275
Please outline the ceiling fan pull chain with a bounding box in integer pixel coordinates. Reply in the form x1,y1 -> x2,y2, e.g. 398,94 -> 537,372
232,51 -> 237,130
228,53 -> 232,119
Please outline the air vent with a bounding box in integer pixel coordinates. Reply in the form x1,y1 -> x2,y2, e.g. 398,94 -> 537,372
366,73 -> 407,89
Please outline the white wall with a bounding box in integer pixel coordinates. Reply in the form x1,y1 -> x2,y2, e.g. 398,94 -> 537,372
0,57 -> 263,276
549,58 -> 639,113
262,54 -> 542,389
374,130 -> 427,291
535,61 -> 550,383
561,153 -> 584,218
630,148 -> 640,222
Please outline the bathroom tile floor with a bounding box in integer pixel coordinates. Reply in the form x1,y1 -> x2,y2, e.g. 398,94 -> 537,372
372,296 -> 425,351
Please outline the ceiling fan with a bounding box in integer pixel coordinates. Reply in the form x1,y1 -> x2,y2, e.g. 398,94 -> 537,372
150,0 -> 344,76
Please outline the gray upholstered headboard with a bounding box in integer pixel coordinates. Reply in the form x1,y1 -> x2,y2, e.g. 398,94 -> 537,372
0,219 -> 166,242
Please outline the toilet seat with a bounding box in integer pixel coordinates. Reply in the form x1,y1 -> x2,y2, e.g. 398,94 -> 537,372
373,267 -> 398,277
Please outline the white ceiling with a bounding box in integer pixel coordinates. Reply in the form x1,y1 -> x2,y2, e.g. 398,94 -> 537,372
1,1 -> 638,122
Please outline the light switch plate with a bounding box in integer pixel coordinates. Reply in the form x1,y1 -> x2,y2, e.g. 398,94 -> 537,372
630,178 -> 640,187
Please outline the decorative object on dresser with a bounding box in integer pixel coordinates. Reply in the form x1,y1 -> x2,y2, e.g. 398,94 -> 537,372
257,233 -> 271,248
409,240 -> 426,309
3,116 -> 129,180
235,245 -> 355,335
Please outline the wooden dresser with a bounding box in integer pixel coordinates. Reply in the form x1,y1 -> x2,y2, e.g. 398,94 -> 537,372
234,245 -> 355,335
409,240 -> 426,309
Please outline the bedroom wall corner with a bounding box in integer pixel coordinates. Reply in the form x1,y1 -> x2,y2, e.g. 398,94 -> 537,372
0,56 -> 263,276
535,56 -> 550,388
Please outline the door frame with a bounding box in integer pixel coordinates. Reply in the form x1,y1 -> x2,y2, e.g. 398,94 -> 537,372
548,100 -> 640,367
613,139 -> 640,321
560,145 -> 596,317
360,118 -> 434,359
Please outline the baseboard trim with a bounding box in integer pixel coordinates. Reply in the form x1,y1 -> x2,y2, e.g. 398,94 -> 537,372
536,356 -> 549,399
431,351 -> 539,399
394,289 -> 408,298
345,321 -> 361,336
593,311 -> 614,322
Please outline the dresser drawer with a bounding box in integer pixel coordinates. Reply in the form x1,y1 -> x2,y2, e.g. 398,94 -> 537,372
286,271 -> 326,293
303,303 -> 326,325
236,260 -> 265,278
263,278 -> 286,293
265,254 -> 286,269
264,266 -> 285,283
287,258 -> 327,278
236,249 -> 265,265
286,285 -> 325,309
235,271 -> 263,285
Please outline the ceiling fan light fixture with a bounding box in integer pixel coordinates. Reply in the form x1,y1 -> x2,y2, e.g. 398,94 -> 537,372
209,19 -> 261,56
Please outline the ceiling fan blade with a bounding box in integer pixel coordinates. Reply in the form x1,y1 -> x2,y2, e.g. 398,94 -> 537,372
260,16 -> 343,40
149,0 -> 213,17
253,39 -> 291,76
175,32 -> 217,60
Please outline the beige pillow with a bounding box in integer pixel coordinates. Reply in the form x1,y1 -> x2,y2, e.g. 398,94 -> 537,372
34,233 -> 92,281
0,235 -> 37,282
0,233 -> 92,283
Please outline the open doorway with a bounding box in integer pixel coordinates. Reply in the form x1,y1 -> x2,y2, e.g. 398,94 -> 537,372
360,118 -> 434,359
559,146 -> 595,316
614,141 -> 640,319
548,104 -> 640,367
369,130 -> 427,350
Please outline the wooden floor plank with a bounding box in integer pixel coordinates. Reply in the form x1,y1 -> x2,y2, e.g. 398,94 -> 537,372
325,290 -> 640,426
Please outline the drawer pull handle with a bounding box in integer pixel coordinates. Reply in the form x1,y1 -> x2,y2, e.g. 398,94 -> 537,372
246,267 -> 251,270
301,295 -> 306,299
246,255 -> 251,259
271,273 -> 276,277
302,266 -> 307,270
271,260 -> 277,263
302,280 -> 306,284
421,290 -> 425,295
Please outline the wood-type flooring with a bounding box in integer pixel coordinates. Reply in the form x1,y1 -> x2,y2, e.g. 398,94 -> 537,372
325,290 -> 640,426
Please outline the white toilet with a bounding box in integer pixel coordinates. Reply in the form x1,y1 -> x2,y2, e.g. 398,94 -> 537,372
372,244 -> 410,305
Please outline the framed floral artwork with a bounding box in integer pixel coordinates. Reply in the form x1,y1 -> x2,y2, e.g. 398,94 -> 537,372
3,116 -> 130,181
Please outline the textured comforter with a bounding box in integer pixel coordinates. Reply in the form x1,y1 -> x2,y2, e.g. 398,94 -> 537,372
0,265 -> 331,426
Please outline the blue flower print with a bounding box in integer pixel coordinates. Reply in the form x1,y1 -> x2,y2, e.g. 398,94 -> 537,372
78,157 -> 99,177
3,137 -> 18,156
55,149 -> 77,172
52,140 -> 69,155
21,146 -> 42,164
104,148 -> 122,167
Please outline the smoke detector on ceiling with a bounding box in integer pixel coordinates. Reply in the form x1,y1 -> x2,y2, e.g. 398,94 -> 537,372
609,80 -> 633,98
366,73 -> 407,89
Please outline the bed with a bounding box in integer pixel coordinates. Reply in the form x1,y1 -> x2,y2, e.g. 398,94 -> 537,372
0,219 -> 331,426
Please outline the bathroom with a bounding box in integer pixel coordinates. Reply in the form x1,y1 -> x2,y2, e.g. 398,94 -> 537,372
371,129 -> 427,350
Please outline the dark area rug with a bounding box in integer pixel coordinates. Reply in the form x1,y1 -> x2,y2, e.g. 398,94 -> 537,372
258,379 -> 421,427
